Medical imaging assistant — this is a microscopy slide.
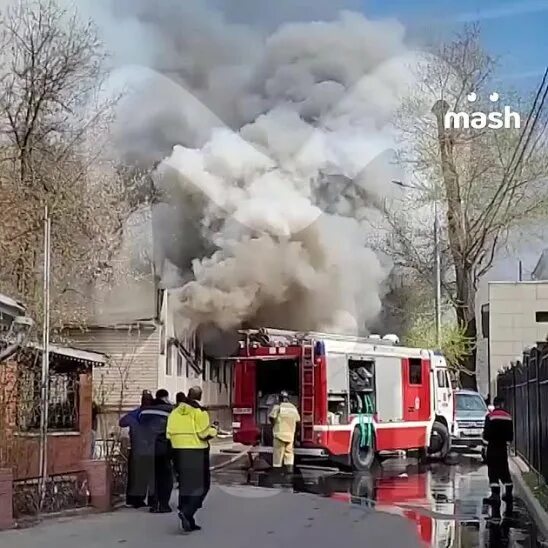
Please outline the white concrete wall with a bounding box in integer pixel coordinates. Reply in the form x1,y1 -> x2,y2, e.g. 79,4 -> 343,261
157,290 -> 232,427
489,282 -> 548,393
474,230 -> 547,396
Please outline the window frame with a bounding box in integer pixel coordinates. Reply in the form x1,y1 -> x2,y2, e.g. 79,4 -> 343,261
535,311 -> 548,323
409,358 -> 423,385
176,347 -> 183,377
165,342 -> 173,376
436,369 -> 448,388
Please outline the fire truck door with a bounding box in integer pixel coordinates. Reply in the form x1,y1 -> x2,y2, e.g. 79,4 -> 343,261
233,360 -> 257,435
402,358 -> 431,422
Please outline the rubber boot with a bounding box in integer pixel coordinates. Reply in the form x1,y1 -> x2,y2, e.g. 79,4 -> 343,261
484,485 -> 501,505
284,464 -> 294,475
502,484 -> 513,504
490,500 -> 502,521
271,467 -> 284,486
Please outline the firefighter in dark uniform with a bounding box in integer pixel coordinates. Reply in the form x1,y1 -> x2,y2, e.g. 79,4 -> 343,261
482,396 -> 514,504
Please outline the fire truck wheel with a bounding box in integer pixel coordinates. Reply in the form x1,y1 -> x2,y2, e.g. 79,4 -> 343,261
351,473 -> 375,501
351,427 -> 376,471
429,421 -> 450,460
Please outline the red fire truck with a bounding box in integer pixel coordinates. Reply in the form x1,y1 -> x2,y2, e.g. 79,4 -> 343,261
231,328 -> 454,470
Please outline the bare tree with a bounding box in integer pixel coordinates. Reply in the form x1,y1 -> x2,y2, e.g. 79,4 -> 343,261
389,26 -> 548,385
0,0 -> 142,330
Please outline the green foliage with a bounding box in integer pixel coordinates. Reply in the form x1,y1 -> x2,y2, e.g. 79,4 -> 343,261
404,316 -> 475,371
523,472 -> 548,512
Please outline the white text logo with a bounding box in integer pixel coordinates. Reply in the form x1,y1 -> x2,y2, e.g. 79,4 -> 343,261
444,92 -> 521,130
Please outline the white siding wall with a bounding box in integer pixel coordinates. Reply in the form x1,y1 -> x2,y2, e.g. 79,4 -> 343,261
489,282 -> 548,393
67,326 -> 160,411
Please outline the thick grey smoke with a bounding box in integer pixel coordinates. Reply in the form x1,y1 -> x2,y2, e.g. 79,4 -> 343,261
87,1 -> 416,335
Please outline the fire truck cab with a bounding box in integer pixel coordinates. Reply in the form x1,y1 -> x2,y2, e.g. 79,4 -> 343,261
231,328 -> 454,470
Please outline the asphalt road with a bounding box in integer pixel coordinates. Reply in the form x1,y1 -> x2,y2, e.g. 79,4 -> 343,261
2,452 -> 546,548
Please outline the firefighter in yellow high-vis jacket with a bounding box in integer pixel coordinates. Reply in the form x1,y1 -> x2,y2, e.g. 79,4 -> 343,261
269,391 -> 300,473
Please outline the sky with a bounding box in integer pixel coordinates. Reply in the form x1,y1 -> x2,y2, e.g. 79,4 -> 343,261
215,0 -> 548,93
366,0 -> 548,90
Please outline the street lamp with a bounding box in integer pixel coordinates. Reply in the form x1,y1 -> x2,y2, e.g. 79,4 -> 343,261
391,180 -> 442,348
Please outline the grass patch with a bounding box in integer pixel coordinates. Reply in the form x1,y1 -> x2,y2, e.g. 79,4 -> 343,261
523,471 -> 548,512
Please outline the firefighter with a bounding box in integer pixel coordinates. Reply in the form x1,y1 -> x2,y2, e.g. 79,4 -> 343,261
482,396 -> 514,504
269,390 -> 301,473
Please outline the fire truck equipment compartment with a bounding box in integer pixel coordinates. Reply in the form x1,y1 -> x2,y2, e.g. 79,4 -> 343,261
375,356 -> 404,422
256,358 -> 299,445
256,358 -> 299,397
327,353 -> 349,393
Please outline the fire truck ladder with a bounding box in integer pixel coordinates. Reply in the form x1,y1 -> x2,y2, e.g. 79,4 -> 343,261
300,342 -> 315,443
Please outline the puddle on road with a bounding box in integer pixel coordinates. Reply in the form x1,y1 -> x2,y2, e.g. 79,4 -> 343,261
213,456 -> 546,547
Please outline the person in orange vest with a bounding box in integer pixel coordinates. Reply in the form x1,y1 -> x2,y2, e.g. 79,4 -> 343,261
482,396 -> 514,505
269,390 -> 300,473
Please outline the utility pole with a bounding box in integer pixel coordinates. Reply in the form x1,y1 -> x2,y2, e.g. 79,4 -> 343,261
391,180 -> 442,347
434,200 -> 442,348
39,205 -> 51,509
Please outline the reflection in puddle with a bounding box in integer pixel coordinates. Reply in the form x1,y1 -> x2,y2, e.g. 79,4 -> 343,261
213,458 -> 545,547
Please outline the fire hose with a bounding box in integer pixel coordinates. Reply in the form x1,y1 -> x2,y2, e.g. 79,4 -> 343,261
358,394 -> 374,449
209,444 -> 256,472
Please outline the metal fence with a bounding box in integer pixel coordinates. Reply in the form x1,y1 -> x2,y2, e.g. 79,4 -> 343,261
94,437 -> 129,503
16,366 -> 80,432
497,342 -> 548,482
13,474 -> 88,518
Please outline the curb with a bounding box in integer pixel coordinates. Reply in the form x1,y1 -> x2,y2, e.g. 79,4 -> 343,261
509,457 -> 548,540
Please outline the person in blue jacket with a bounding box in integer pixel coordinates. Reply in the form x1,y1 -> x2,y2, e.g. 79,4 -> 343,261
137,389 -> 174,513
119,390 -> 154,508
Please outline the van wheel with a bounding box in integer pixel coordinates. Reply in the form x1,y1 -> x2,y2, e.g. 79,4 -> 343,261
351,427 -> 376,471
428,421 -> 450,460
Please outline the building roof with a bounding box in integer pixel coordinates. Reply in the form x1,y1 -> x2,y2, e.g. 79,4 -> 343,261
27,342 -> 107,364
488,280 -> 548,286
0,292 -> 26,316
532,249 -> 548,280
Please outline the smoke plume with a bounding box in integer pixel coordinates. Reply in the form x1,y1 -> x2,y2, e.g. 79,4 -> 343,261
89,1 -> 416,335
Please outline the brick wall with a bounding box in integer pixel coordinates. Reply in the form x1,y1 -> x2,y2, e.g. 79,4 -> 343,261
5,372 -> 93,480
0,367 -> 108,529
0,469 -> 13,530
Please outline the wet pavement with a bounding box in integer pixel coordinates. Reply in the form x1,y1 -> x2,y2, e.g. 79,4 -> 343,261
213,451 -> 547,547
3,451 -> 546,547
